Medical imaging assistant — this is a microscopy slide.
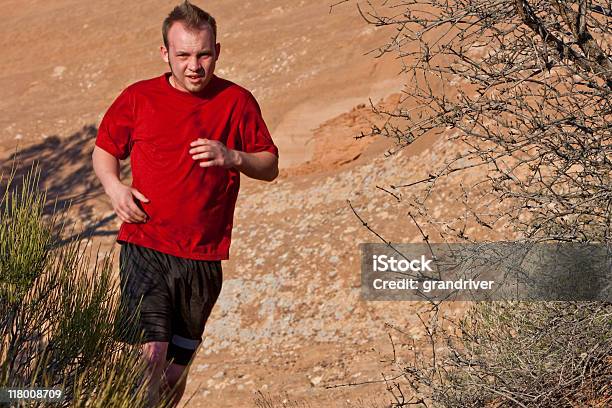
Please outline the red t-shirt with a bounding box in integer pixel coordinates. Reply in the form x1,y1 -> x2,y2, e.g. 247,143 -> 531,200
95,73 -> 278,260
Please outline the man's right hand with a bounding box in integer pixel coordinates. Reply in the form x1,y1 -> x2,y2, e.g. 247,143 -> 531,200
106,181 -> 149,223
92,146 -> 149,224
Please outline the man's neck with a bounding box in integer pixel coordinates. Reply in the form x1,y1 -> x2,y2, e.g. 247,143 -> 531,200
169,75 -> 179,90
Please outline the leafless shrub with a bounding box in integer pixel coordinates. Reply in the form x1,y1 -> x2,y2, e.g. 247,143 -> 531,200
355,0 -> 611,244
336,0 -> 612,406
380,302 -> 611,407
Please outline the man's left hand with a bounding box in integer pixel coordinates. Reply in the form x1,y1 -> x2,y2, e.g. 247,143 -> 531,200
189,138 -> 241,168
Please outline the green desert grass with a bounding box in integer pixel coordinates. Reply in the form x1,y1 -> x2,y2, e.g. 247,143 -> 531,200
0,164 -> 171,407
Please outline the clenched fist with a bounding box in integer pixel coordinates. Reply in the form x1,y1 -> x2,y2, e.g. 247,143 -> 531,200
189,138 -> 241,168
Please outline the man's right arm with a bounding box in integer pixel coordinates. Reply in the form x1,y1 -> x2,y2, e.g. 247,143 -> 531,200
92,146 -> 149,223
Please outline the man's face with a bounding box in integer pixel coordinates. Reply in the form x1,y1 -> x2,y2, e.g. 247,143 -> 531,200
160,22 -> 220,94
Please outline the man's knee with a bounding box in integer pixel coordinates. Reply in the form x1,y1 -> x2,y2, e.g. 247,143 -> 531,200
142,341 -> 169,368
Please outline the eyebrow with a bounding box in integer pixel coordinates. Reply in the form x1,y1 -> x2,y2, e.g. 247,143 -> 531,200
174,49 -> 213,55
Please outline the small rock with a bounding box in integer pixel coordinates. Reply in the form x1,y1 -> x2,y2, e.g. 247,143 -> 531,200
310,376 -> 323,386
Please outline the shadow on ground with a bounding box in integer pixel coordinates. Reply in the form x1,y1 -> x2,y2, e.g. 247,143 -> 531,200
1,124 -> 130,243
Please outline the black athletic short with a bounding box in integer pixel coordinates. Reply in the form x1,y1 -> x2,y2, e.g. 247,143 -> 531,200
114,242 -> 223,366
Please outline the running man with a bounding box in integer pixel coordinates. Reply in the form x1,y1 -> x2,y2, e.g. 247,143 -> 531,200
92,1 -> 278,406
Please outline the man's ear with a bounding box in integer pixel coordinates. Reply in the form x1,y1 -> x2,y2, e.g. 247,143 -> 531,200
215,43 -> 221,61
160,45 -> 169,63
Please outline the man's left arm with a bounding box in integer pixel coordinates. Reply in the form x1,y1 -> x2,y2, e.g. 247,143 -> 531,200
189,138 -> 279,182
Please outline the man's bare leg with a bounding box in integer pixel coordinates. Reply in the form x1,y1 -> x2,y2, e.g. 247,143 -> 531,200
162,362 -> 190,407
141,341 -> 169,407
